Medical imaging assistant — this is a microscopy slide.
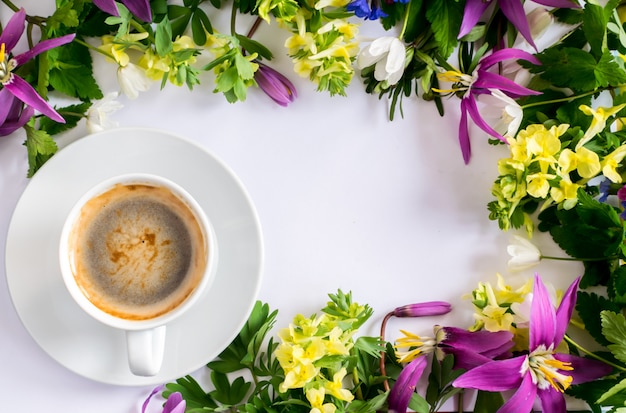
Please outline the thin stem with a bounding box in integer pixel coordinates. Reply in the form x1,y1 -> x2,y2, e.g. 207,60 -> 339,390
380,311 -> 393,392
563,334 -> 626,372
2,0 -> 19,12
541,254 -> 619,262
73,37 -> 115,60
520,89 -> 603,110
230,0 -> 238,36
398,0 -> 411,40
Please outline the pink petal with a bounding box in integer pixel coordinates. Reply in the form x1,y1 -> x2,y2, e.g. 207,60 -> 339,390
141,385 -> 165,413
529,274 -> 557,350
393,302 -> 452,317
0,8 -> 26,52
474,71 -> 541,97
453,356 -> 525,391
122,0 -> 153,22
479,48 -> 540,69
458,0 -> 491,38
14,34 -> 76,66
163,392 -> 186,413
0,88 -> 14,124
0,104 -> 32,136
555,353 -> 612,384
553,277 -> 580,346
92,0 -> 120,16
533,0 -> 580,8
445,347 -> 495,370
498,373 -> 537,413
537,387 -> 565,413
440,327 -> 513,353
389,356 -> 428,413
4,75 -> 65,123
499,0 -> 537,50
465,94 -> 505,140
459,99 -> 472,164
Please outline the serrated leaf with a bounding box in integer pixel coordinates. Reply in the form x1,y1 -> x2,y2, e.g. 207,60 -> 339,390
424,0 -> 462,59
577,292 -> 622,346
583,2 -> 609,58
39,102 -> 92,136
602,311 -> 626,365
23,124 -> 58,177
47,41 -> 103,100
534,48 -> 602,92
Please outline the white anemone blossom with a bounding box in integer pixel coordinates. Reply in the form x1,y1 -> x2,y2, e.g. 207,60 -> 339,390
507,235 -> 542,272
117,62 -> 152,99
86,92 -> 123,134
477,89 -> 524,139
357,36 -> 406,86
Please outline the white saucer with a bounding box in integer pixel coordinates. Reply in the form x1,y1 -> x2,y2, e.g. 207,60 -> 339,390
5,128 -> 264,386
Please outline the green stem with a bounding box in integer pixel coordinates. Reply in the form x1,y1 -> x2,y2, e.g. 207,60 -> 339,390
73,37 -> 116,60
230,0 -> 238,37
541,255 -> 619,262
398,0 -> 411,40
1,0 -> 19,12
521,89 -> 603,110
563,334 -> 626,372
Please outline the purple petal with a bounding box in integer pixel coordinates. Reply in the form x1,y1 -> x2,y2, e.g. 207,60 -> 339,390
4,75 -> 65,123
474,71 -> 541,97
498,373 -> 537,413
0,8 -> 26,53
529,274 -> 557,350
458,0 -> 491,39
141,385 -> 165,413
465,94 -> 505,140
163,392 -> 186,413
439,327 -> 513,353
388,356 -> 428,413
0,88 -> 15,125
444,347 -> 496,370
537,387 -> 565,413
499,0 -> 537,50
14,34 -> 76,66
533,0 -> 580,8
0,89 -> 33,135
479,48 -> 540,69
92,0 -> 120,16
555,353 -> 612,384
553,277 -> 580,346
459,98 -> 472,164
255,63 -> 297,107
393,302 -> 452,317
453,356 -> 525,391
122,0 -> 153,22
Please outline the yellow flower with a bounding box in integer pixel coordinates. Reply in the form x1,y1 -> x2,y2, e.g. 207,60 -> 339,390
280,361 -> 320,392
315,0 -> 351,8
550,176 -> 580,208
99,33 -> 149,66
323,368 -> 354,402
578,103 -> 626,149
526,171 -> 556,198
557,147 -> 601,179
523,124 -> 566,159
480,305 -> 515,332
495,273 -> 533,303
602,144 -> 626,183
139,48 -> 170,81
394,329 -> 436,363
306,388 -> 336,413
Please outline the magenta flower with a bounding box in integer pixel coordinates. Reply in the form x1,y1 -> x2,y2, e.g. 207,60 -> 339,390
0,88 -> 34,136
453,275 -> 612,413
92,0 -> 153,22
388,356 -> 428,413
254,62 -> 297,107
142,386 -> 186,413
392,301 -> 452,317
458,0 -> 580,50
0,9 -> 75,124
438,48 -> 541,163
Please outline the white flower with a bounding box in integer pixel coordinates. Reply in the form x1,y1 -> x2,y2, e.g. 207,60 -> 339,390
117,62 -> 152,99
527,7 -> 553,41
85,92 -> 123,134
478,89 -> 523,138
357,37 -> 405,86
507,235 -> 542,272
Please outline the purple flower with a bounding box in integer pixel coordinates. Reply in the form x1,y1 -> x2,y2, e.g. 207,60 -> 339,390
438,48 -> 541,163
392,301 -> 452,317
388,356 -> 428,413
0,88 -> 34,136
0,9 -> 75,124
142,386 -> 186,413
92,0 -> 152,22
617,184 -> 626,219
347,0 -> 388,20
255,62 -> 297,107
453,275 -> 612,413
458,0 -> 580,50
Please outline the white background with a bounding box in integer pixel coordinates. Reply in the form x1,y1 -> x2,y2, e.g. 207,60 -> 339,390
0,1 -> 584,411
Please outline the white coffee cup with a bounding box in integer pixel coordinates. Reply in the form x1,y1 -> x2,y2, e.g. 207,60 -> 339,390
59,173 -> 217,376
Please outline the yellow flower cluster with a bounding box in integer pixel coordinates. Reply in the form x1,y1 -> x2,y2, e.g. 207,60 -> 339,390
274,312 -> 356,413
491,104 -> 626,231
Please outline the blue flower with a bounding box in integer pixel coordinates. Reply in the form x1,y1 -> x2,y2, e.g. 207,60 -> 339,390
347,0 -> 387,20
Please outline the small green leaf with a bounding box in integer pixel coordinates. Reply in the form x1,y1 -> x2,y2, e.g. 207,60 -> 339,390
155,16 -> 174,56
23,124 -> 58,177
236,34 -> 273,60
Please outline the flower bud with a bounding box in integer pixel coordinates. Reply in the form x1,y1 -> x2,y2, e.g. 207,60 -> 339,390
392,301 -> 452,317
254,62 -> 297,107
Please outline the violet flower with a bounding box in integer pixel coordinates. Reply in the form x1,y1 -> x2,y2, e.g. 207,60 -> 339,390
387,356 -> 428,413
0,88 -> 34,136
392,301 -> 452,317
92,0 -> 152,22
0,9 -> 74,124
617,185 -> 626,219
437,48 -> 541,163
458,0 -> 580,50
142,386 -> 186,413
255,62 -> 297,107
453,275 -> 612,413
347,0 -> 387,20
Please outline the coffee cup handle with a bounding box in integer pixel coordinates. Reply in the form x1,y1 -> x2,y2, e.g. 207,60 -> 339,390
126,326 -> 166,376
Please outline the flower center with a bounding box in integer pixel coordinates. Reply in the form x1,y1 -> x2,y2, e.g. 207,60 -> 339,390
433,69 -> 475,96
0,43 -> 17,84
522,346 -> 573,392
394,330 -> 437,363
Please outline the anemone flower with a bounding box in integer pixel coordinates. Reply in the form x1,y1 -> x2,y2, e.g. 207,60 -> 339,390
453,275 -> 613,413
0,9 -> 74,124
437,48 -> 541,163
0,88 -> 34,136
357,37 -> 406,86
92,0 -> 152,22
254,62 -> 297,107
458,0 -> 580,50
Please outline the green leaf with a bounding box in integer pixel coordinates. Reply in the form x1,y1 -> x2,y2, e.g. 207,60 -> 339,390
236,34 -> 273,60
209,372 -> 251,405
38,102 -> 92,136
23,124 -> 58,177
577,291 -> 622,346
595,51 -> 626,87
597,376 -> 626,405
583,2 -> 610,58
164,375 -> 217,411
602,311 -> 626,365
534,48 -> 604,92
473,390 -> 504,413
568,378 -> 625,411
155,16 -> 174,56
424,0 -> 463,60
47,41 -> 103,100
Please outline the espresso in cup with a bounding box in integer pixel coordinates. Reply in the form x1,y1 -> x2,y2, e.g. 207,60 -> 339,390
67,182 -> 208,321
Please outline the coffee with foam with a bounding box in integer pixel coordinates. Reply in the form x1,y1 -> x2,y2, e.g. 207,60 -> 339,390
67,183 -> 207,320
